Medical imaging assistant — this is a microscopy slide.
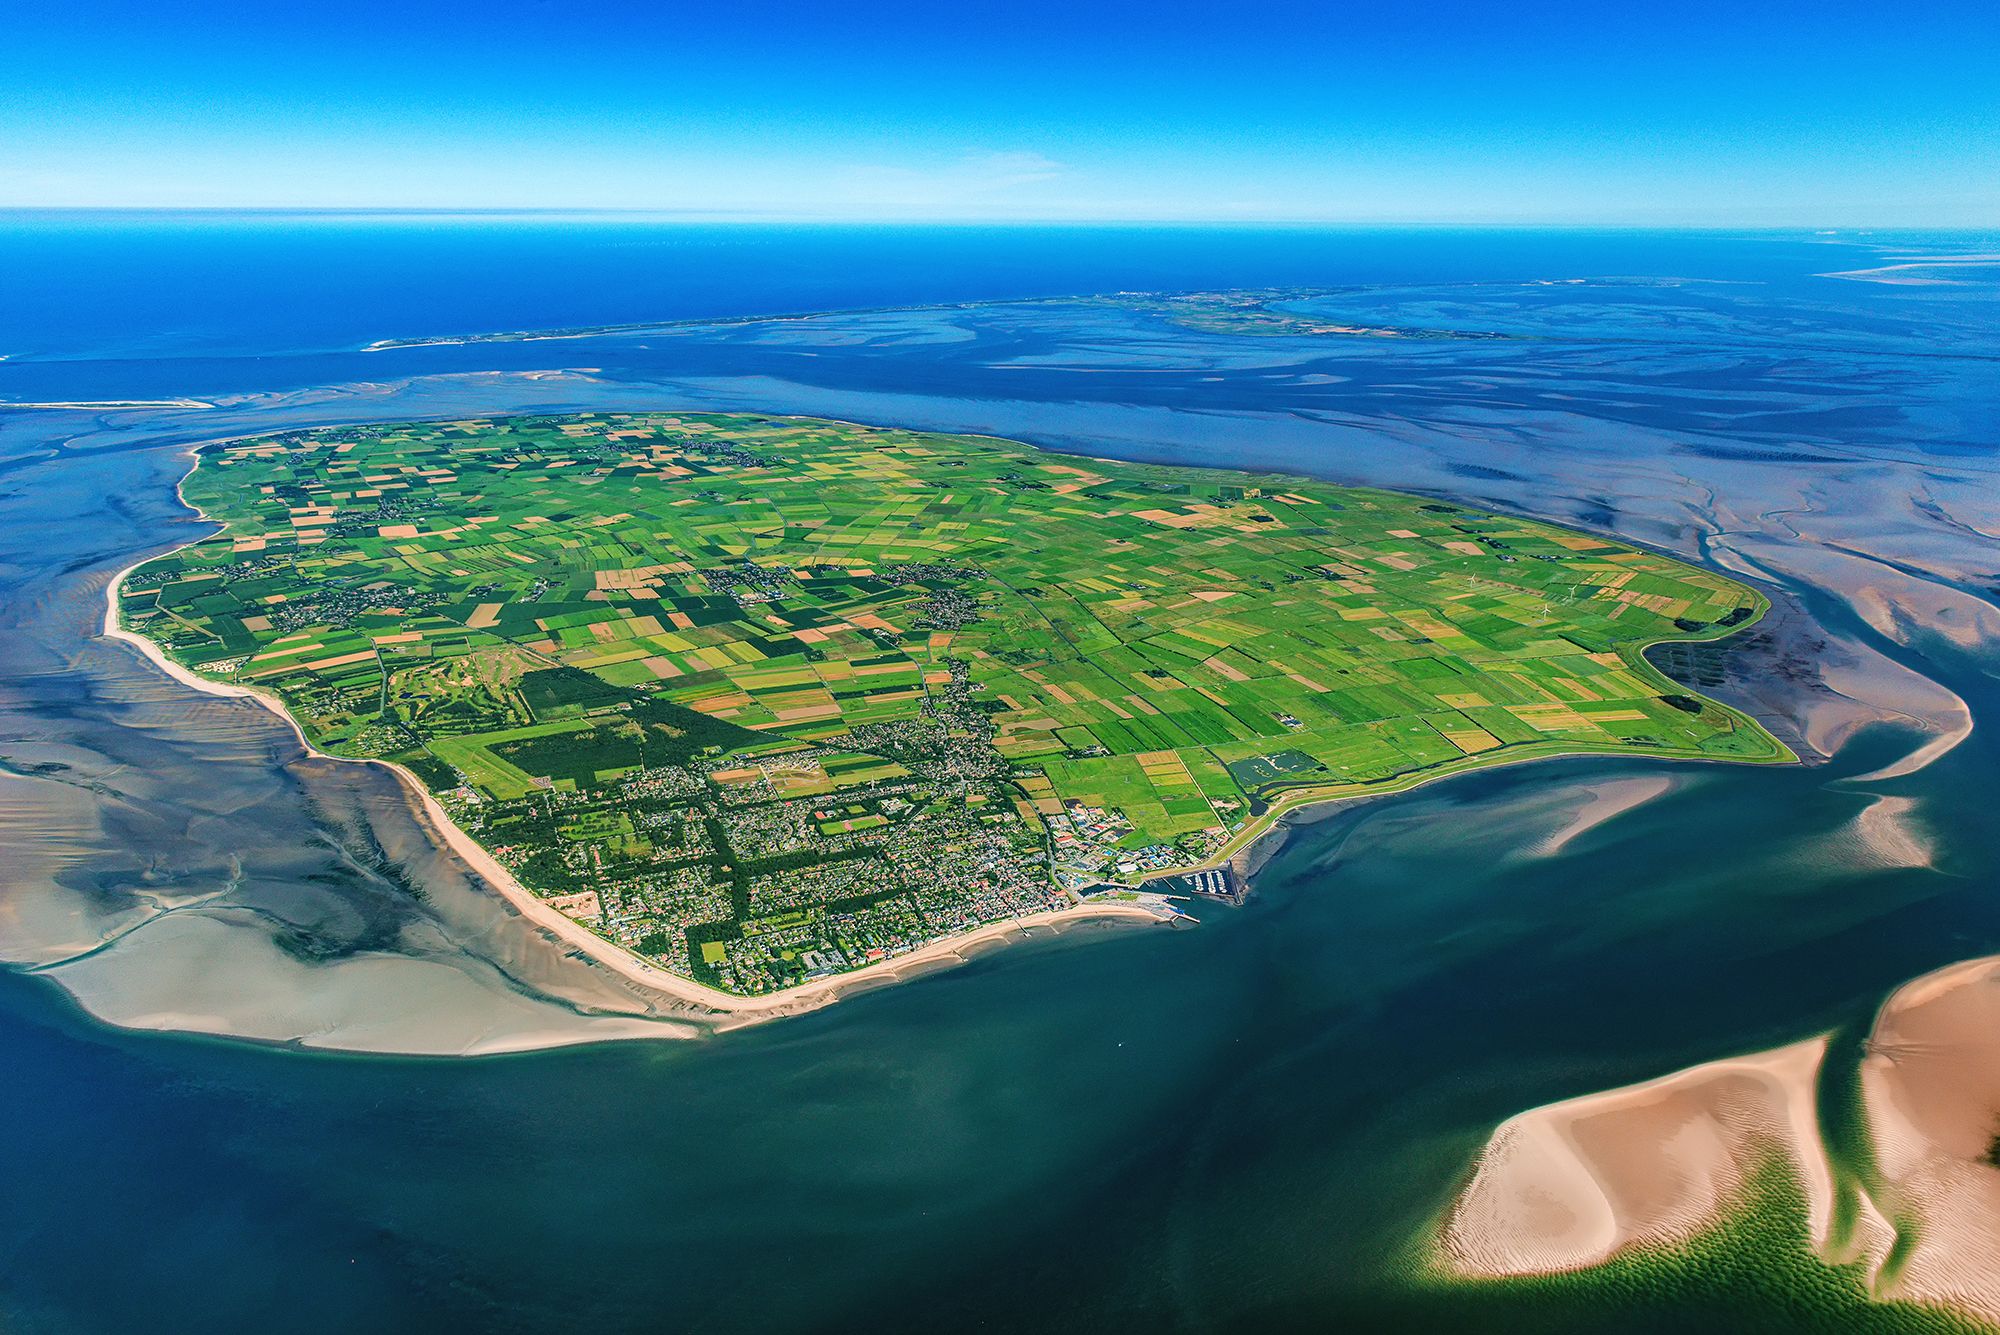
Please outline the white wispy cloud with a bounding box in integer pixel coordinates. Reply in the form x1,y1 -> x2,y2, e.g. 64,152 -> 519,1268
828,150 -> 1072,213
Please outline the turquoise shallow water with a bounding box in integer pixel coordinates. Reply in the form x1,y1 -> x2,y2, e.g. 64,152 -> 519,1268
0,223 -> 1996,1332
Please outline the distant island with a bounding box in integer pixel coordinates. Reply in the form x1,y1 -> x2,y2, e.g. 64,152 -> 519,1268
111,413 -> 1790,1003
358,289 -> 1510,351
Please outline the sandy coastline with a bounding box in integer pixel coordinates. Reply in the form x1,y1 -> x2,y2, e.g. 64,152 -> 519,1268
99,483 -> 1175,1024
93,425 -> 1799,1032
104,560 -> 1174,1019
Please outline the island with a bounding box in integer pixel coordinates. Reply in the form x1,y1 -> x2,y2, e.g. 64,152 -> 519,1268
112,412 -> 1790,1000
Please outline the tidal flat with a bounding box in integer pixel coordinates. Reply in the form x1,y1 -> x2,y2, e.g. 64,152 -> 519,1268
0,225 -> 1996,1332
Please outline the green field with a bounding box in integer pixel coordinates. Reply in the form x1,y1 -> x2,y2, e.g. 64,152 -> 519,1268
121,412 -> 1789,993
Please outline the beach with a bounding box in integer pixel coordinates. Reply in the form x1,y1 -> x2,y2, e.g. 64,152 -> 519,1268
3,222 -> 1996,1330
99,465 -> 1178,1027
102,420 -> 1795,1031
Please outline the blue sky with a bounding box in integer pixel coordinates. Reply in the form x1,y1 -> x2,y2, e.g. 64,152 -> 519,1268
8,0 -> 1997,223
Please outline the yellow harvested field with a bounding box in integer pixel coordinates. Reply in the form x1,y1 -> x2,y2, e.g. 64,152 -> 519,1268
301,650 -> 377,672
1507,703 -> 1593,731
774,703 -> 843,722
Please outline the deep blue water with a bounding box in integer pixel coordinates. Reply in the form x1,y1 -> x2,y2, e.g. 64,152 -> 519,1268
3,213 -> 1956,361
1,218 -> 1997,1333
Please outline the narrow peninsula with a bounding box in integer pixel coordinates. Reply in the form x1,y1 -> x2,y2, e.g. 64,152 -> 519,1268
113,413 -> 1789,1001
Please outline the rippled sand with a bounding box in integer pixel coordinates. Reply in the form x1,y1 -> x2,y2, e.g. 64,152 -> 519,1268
1860,958 -> 2000,1322
1440,1038 -> 1855,1276
1441,949 -> 2000,1328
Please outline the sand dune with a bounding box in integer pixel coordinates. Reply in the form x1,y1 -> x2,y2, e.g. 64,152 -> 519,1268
1443,953 -> 2000,1327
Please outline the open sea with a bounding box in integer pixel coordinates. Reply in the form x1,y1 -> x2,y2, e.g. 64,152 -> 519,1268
1,215 -> 1997,1333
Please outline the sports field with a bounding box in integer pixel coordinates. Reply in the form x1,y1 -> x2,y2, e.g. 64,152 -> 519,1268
120,413 -> 1787,993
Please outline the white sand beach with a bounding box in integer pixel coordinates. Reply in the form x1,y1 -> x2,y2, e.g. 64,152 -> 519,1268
102,540 -> 1174,1029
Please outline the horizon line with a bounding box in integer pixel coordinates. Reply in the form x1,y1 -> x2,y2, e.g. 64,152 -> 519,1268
4,207 -> 1997,233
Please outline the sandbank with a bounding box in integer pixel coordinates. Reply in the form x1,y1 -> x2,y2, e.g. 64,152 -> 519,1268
1443,948 -> 2000,1328
1857,956 -> 2000,1325
1528,774 -> 1676,858
1439,1038 -> 1841,1278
